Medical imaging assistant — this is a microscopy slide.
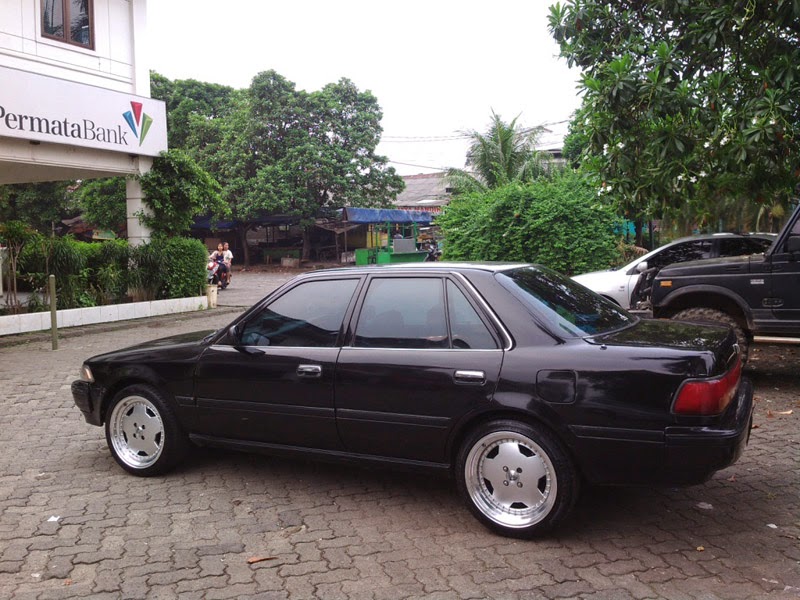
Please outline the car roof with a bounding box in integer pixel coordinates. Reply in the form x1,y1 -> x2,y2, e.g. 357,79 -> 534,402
293,261 -> 530,279
662,231 -> 774,245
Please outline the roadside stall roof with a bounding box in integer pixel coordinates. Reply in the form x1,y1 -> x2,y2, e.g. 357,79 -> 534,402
191,213 -> 298,231
342,207 -> 433,224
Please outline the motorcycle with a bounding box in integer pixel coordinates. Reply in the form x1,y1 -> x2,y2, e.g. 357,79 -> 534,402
424,241 -> 441,262
207,260 -> 228,289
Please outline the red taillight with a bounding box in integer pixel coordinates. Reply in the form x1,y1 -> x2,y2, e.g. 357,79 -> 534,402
673,358 -> 742,416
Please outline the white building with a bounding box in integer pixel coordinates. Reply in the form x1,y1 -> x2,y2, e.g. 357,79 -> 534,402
0,0 -> 167,244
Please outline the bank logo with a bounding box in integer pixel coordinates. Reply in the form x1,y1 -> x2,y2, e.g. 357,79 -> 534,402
122,101 -> 154,146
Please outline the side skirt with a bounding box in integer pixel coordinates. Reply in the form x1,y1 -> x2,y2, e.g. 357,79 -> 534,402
189,434 -> 452,475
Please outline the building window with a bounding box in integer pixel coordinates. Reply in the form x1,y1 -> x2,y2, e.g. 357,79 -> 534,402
42,0 -> 93,49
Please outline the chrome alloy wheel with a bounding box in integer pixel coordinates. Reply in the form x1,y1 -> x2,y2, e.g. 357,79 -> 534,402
464,430 -> 557,529
108,394 -> 165,470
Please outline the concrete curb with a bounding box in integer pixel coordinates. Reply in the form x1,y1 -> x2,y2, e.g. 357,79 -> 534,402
0,295 -> 211,337
0,304 -> 244,349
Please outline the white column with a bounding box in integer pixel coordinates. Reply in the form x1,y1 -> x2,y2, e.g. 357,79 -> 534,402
126,177 -> 151,247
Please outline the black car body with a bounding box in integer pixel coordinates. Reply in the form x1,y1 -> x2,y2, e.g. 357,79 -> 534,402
650,203 -> 800,360
73,263 -> 753,537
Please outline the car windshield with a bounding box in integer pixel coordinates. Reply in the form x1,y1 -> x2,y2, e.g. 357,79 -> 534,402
497,266 -> 636,337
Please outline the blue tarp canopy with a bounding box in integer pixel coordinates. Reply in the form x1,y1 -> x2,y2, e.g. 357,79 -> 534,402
342,207 -> 433,224
191,213 -> 298,230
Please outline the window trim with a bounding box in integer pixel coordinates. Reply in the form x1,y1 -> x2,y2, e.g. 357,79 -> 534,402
236,277 -> 362,349
41,0 -> 95,50
346,273 -> 510,351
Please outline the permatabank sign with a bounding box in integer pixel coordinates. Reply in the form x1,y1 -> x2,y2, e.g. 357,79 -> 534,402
0,66 -> 167,157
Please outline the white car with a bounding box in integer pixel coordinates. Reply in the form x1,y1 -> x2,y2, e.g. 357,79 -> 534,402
573,233 -> 776,308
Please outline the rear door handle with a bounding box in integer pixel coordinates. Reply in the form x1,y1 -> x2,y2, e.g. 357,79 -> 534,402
297,364 -> 322,378
454,370 -> 486,385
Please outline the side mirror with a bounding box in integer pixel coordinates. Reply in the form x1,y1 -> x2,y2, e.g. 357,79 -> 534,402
635,261 -> 649,273
787,236 -> 800,254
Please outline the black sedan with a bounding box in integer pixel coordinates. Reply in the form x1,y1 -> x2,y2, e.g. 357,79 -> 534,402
72,263 -> 753,538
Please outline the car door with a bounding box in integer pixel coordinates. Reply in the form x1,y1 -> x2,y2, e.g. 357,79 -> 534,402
767,217 -> 800,333
335,275 -> 505,464
625,240 -> 714,307
191,277 -> 361,449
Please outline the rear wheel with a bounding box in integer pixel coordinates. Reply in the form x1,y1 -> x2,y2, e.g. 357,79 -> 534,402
105,384 -> 189,476
671,308 -> 750,362
456,420 -> 578,538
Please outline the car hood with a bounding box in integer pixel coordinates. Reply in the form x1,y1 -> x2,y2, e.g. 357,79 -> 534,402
592,319 -> 738,376
572,268 -> 623,285
88,330 -> 216,362
656,253 -> 763,278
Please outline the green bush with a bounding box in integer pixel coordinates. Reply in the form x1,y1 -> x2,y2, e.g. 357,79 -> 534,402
19,234 -> 90,309
437,171 -> 624,275
17,235 -> 205,308
130,237 -> 208,300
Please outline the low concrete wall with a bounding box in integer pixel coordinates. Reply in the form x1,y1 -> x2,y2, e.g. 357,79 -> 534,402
0,295 -> 210,337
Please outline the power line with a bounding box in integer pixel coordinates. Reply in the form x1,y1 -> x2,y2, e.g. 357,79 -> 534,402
381,119 -> 572,143
388,160 -> 451,172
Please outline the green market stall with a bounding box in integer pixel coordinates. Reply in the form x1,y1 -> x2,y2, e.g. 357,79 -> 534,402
342,208 -> 432,265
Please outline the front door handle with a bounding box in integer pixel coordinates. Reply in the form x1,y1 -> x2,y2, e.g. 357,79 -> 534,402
454,370 -> 486,385
297,364 -> 322,378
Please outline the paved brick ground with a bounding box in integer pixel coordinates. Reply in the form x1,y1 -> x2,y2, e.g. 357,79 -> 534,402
0,271 -> 797,599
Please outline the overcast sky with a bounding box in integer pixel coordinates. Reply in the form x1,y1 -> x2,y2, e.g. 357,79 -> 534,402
146,1 -> 583,175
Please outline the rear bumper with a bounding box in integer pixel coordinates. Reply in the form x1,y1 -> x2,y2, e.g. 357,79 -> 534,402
570,377 -> 754,485
662,377 -> 754,483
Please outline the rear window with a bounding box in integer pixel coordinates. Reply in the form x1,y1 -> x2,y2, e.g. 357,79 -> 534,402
497,266 -> 635,337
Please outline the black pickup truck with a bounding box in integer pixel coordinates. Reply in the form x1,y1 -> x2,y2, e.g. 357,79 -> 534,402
649,203 -> 800,360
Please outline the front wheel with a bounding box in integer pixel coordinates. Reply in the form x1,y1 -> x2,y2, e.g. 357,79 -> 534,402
456,420 -> 578,538
105,384 -> 189,476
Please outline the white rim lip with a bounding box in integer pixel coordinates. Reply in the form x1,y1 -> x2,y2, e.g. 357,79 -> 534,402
109,395 -> 165,469
465,431 -> 557,529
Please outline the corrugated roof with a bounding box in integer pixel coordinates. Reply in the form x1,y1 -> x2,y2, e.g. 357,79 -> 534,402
394,173 -> 452,208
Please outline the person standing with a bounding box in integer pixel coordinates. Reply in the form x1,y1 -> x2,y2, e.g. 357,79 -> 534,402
222,242 -> 233,286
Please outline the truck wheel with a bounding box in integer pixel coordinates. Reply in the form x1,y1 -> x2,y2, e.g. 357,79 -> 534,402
671,308 -> 750,362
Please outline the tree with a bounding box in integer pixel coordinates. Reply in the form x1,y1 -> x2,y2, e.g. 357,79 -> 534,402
549,1 -> 800,237
436,170 -> 622,275
0,182 -> 76,233
151,72 -> 236,158
75,150 -> 226,238
74,178 -> 128,235
0,220 -> 34,312
139,149 -> 226,237
217,71 -> 405,262
447,111 -> 555,193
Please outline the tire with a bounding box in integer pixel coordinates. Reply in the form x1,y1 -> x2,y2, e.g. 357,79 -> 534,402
456,419 -> 579,538
105,384 -> 189,477
671,308 -> 750,362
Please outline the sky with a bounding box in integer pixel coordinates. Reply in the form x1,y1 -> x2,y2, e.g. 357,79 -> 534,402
146,1 -> 583,176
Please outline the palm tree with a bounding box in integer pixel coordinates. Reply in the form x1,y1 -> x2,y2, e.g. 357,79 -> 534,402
447,111 -> 554,193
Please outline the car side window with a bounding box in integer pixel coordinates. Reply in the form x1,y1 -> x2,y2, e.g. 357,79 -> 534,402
719,238 -> 771,256
239,279 -> 358,347
354,278 -> 449,349
447,281 -> 498,349
652,240 -> 712,268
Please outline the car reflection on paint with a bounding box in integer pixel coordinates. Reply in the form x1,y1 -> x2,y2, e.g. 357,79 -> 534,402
72,263 -> 753,538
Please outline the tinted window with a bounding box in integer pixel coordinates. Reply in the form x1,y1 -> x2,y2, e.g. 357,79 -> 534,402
719,237 -> 773,256
240,279 -> 358,347
447,281 -> 498,349
498,266 -> 634,337
651,240 -> 712,269
355,278 -> 448,349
